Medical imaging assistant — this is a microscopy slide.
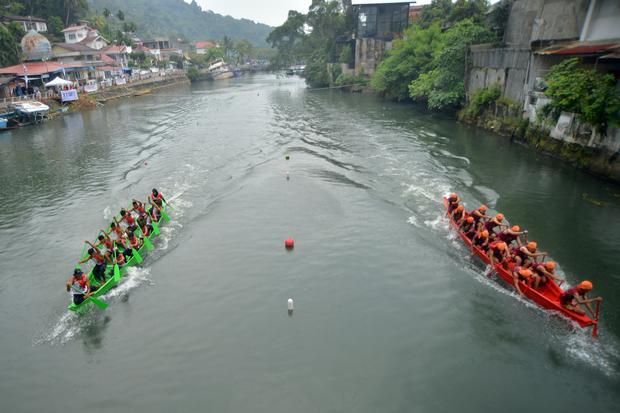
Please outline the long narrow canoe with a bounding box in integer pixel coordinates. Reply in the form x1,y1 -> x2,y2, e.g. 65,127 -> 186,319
68,204 -> 169,312
444,198 -> 598,336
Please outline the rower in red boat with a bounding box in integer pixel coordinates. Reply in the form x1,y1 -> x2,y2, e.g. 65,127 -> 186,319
498,225 -> 527,248
460,216 -> 476,239
512,241 -> 547,268
451,204 -> 466,225
470,204 -> 490,231
511,267 -> 535,297
532,261 -> 563,287
472,230 -> 490,251
484,213 -> 507,238
560,280 -> 603,317
446,193 -> 460,214
488,240 -> 509,269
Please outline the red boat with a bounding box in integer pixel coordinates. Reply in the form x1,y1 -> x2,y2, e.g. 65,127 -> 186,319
443,198 -> 599,337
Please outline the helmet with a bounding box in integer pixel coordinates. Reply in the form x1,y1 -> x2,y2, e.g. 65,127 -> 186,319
496,242 -> 507,250
479,205 -> 488,212
527,241 -> 537,252
456,205 -> 464,212
544,261 -> 556,270
481,230 -> 489,237
496,213 -> 504,221
73,268 -> 83,276
466,217 -> 474,223
578,280 -> 593,291
511,225 -> 520,232
518,269 -> 533,278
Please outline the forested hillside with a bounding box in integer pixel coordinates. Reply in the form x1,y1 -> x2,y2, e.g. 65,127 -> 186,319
89,0 -> 272,45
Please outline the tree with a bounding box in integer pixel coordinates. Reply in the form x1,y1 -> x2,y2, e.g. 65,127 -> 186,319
220,35 -> 234,61
117,9 -> 124,21
234,39 -> 252,64
267,10 -> 306,67
0,22 -> 24,66
64,0 -> 89,26
409,18 -> 493,110
47,15 -> 64,34
103,8 -> 111,18
371,23 -> 443,100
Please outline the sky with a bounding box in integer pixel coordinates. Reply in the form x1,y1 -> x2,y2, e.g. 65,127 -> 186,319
186,0 -> 439,27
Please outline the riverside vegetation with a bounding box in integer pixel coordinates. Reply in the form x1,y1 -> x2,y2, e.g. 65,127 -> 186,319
268,0 -> 620,181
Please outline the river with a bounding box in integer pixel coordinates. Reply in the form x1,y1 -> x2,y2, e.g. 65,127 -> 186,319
1,74 -> 619,412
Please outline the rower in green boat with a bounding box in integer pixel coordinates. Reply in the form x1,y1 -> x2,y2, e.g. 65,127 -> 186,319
78,247 -> 112,284
127,230 -> 143,251
149,188 -> 166,204
115,208 -> 136,229
66,268 -> 96,305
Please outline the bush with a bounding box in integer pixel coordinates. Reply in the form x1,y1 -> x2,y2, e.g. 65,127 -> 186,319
544,58 -> 620,132
467,84 -> 502,116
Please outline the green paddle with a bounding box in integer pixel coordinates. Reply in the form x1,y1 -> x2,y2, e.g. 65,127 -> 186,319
152,220 -> 160,236
131,247 -> 143,264
70,285 -> 108,310
136,226 -> 154,251
160,209 -> 170,223
113,249 -> 121,282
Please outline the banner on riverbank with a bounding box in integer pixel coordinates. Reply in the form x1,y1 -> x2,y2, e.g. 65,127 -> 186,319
84,83 -> 98,93
115,77 -> 127,86
60,89 -> 78,102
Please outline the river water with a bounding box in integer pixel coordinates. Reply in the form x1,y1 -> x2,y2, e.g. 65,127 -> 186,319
1,75 -> 619,412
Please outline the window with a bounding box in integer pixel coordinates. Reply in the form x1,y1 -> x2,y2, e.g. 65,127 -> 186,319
68,33 -> 76,40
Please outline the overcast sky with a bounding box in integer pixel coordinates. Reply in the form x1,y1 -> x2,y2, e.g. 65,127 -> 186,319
186,1 -> 440,27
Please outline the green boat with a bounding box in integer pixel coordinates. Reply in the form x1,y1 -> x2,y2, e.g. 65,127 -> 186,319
67,203 -> 170,312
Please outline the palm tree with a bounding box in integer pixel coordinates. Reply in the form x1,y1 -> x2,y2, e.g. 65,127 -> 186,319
117,10 -> 125,21
103,8 -> 111,19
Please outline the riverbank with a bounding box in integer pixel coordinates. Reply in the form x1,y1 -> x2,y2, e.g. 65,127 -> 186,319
92,74 -> 190,102
457,102 -> 620,183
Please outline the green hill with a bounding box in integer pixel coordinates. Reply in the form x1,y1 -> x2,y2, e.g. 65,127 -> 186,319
89,0 -> 272,46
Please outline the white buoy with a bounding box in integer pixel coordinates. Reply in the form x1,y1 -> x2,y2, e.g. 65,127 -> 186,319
287,298 -> 294,312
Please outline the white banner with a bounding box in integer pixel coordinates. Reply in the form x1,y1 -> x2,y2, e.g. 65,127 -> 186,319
84,83 -> 98,93
115,77 -> 127,85
60,89 -> 78,102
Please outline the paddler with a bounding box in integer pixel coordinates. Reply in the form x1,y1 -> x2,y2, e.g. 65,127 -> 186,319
498,225 -> 528,248
149,188 -> 167,205
127,230 -> 143,251
472,230 -> 490,251
511,266 -> 535,297
560,280 -> 603,317
487,240 -> 509,270
470,204 -> 490,231
484,213 -> 507,238
446,193 -> 460,214
78,247 -> 112,284
115,209 -> 136,229
511,241 -> 547,268
66,268 -> 96,305
532,261 -> 563,287
451,204 -> 466,225
131,199 -> 147,215
460,216 -> 476,239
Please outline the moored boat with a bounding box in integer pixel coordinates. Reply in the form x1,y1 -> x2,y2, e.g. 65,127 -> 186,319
444,197 -> 599,336
207,59 -> 234,80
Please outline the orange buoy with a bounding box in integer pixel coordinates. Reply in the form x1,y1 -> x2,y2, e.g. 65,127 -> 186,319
284,238 -> 295,249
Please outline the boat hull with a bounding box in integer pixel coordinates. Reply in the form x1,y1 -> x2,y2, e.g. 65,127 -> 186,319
443,198 -> 596,330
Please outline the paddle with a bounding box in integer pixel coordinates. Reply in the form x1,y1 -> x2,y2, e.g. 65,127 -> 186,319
152,220 -> 160,236
131,247 -> 143,264
70,285 -> 108,310
592,301 -> 601,338
136,226 -> 154,251
112,249 -> 121,282
160,208 -> 170,223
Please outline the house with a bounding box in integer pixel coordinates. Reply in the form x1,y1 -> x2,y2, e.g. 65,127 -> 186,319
194,41 -> 216,54
51,43 -> 102,65
0,15 -> 47,33
351,1 -> 412,75
142,37 -> 171,50
61,24 -> 108,50
103,45 -> 132,67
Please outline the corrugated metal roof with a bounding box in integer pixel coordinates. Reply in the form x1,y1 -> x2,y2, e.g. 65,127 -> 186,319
537,42 -> 620,56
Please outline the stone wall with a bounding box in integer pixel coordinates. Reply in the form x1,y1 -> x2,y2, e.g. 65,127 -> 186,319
354,38 -> 391,76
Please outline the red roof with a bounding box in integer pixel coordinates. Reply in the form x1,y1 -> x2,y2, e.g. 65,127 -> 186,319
101,54 -> 115,64
538,42 -> 620,56
0,61 -> 89,76
195,41 -> 215,49
104,45 -> 127,54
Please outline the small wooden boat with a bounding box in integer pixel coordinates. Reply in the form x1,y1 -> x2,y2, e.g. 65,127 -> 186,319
133,89 -> 152,97
444,197 -> 599,336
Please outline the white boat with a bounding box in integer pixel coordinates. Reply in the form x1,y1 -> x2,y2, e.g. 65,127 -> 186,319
12,101 -> 49,124
207,59 -> 234,80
